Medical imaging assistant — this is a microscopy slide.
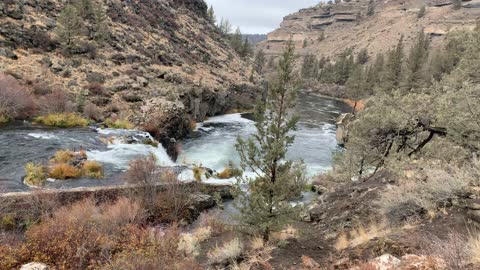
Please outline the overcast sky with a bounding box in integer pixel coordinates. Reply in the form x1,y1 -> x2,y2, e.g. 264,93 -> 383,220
204,0 -> 320,34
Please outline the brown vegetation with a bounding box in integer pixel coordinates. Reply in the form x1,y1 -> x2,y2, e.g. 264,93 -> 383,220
0,73 -> 36,122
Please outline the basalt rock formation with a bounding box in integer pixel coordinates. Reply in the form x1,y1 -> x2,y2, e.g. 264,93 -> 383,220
258,0 -> 479,60
0,0 -> 260,143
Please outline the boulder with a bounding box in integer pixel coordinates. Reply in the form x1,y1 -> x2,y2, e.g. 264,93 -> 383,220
369,254 -> 401,270
0,48 -> 18,60
20,263 -> 49,270
86,72 -> 106,84
466,199 -> 480,210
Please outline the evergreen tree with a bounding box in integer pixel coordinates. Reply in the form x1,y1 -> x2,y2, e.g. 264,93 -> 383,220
301,54 -> 318,79
229,27 -> 243,54
402,30 -> 430,90
207,5 -> 216,24
303,39 -> 308,48
357,48 -> 369,65
56,4 -> 84,47
367,0 -> 375,16
345,65 -> 367,113
335,49 -> 355,85
91,1 -> 109,44
318,31 -> 325,42
234,41 -> 306,241
254,49 -> 266,74
380,36 -> 404,92
74,0 -> 93,19
453,0 -> 462,10
417,5 -> 426,18
240,37 -> 253,59
218,18 -> 232,35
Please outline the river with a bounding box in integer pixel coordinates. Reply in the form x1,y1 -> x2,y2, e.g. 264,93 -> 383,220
0,93 -> 350,193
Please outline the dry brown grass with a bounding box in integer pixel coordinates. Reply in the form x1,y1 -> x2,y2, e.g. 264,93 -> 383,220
271,225 -> 299,242
422,232 -> 469,270
334,222 -> 390,251
48,163 -> 82,179
197,211 -> 227,234
468,233 -> 480,267
207,238 -> 244,266
82,161 -> 104,178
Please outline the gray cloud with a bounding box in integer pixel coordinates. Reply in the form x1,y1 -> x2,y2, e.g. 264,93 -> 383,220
204,0 -> 320,34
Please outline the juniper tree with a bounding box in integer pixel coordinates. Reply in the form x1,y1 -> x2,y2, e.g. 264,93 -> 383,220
240,37 -> 253,59
254,49 -> 266,74
91,1 -> 109,44
218,18 -> 232,35
229,27 -> 243,53
207,5 -> 216,24
453,0 -> 462,10
380,36 -> 404,92
403,31 -> 430,91
234,41 -> 306,241
301,54 -> 318,79
417,5 -> 426,18
357,48 -> 369,65
56,4 -> 84,47
367,0 -> 375,16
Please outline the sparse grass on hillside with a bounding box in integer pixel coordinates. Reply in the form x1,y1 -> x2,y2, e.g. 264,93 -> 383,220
335,222 -> 390,251
34,113 -> 89,128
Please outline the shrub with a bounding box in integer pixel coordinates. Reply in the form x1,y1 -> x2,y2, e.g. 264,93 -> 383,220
378,165 -> 471,224
423,232 -> 469,270
19,197 -> 152,269
177,227 -> 212,257
197,211 -> 227,234
32,82 -> 52,96
34,113 -> 89,127
125,153 -> 158,185
468,233 -> 480,267
207,238 -> 244,265
82,161 -> 104,178
83,102 -> 103,122
0,214 -> 16,231
216,162 -> 242,179
24,163 -> 48,187
86,82 -> 105,96
48,163 -> 82,179
192,165 -> 204,182
0,115 -> 8,124
36,89 -> 73,115
50,150 -> 76,164
105,118 -> 133,129
0,73 -> 36,122
334,223 -> 390,251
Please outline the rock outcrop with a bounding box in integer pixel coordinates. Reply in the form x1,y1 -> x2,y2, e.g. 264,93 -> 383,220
258,0 -> 479,60
0,0 -> 260,143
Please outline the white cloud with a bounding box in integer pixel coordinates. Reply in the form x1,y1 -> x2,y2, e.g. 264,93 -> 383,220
204,0 -> 320,34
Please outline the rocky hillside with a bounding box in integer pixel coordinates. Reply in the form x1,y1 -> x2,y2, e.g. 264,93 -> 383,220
257,0 -> 479,60
0,0 -> 259,143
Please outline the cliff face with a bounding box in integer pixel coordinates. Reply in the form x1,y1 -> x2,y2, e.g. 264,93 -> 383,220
0,0 -> 259,141
258,0 -> 479,60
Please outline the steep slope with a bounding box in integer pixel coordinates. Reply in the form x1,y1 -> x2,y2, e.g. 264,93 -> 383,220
0,0 -> 259,142
258,0 -> 479,60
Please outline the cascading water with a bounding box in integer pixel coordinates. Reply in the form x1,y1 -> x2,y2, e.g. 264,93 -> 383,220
0,93 -> 351,193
